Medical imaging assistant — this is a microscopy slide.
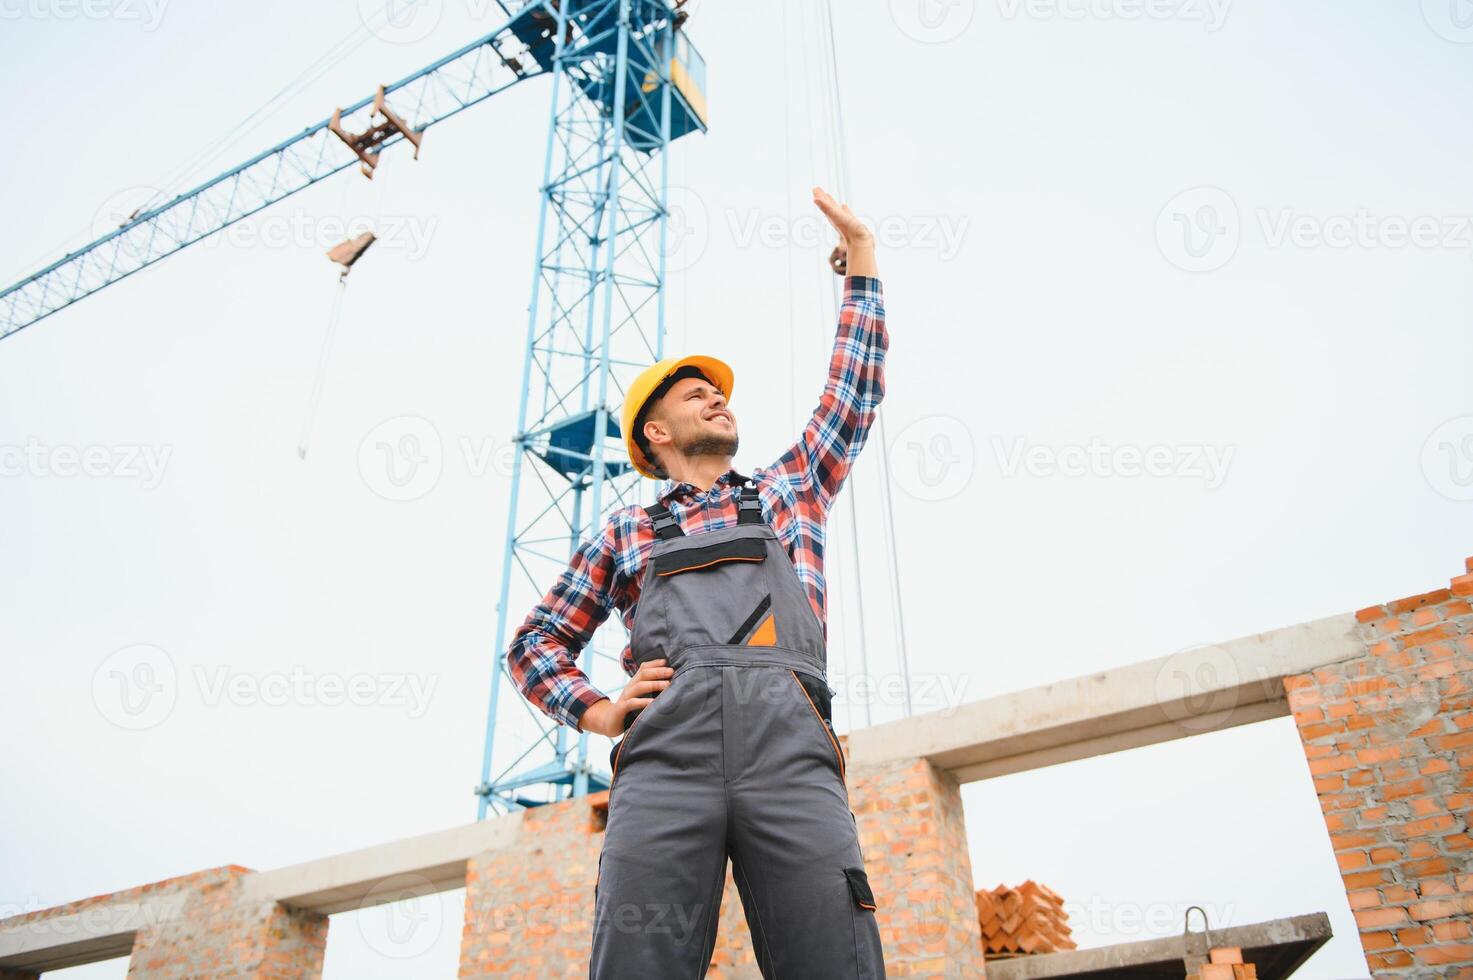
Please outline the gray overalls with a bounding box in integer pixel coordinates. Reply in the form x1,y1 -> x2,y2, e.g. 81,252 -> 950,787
590,478 -> 887,979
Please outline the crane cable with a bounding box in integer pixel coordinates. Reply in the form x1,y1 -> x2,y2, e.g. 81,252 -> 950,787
812,0 -> 914,722
297,145 -> 398,460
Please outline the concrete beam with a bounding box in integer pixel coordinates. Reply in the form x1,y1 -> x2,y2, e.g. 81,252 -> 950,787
983,911 -> 1332,979
846,613 -> 1362,782
243,811 -> 525,915
0,892 -> 190,972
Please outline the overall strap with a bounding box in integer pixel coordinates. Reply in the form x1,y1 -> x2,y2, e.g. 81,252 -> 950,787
645,501 -> 685,540
737,481 -> 765,525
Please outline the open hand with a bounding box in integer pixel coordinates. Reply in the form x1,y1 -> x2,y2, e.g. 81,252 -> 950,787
812,186 -> 877,277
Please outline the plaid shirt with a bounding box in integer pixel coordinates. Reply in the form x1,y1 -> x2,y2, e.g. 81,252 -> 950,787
507,275 -> 888,731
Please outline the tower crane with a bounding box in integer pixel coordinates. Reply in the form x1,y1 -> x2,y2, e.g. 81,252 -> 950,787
1,0 -> 708,818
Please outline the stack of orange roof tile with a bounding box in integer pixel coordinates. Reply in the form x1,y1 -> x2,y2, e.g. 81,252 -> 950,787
975,880 -> 1077,959
1187,947 -> 1258,980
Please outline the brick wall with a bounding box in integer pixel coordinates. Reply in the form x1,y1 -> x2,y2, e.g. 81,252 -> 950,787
459,745 -> 984,977
0,866 -> 326,979
1288,555 -> 1473,977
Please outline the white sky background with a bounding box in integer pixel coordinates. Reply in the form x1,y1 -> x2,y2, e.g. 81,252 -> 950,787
2,0 -> 1472,977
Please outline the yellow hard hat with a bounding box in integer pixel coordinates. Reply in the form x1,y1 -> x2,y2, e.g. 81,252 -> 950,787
621,354 -> 734,479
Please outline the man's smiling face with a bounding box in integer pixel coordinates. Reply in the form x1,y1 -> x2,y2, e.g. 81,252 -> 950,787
643,375 -> 739,471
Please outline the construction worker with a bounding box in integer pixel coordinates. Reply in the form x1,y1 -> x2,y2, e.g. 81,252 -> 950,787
506,185 -> 888,978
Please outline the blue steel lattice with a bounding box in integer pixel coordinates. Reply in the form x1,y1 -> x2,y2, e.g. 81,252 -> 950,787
475,0 -> 705,818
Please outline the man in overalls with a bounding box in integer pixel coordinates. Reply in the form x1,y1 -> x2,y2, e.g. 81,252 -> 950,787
506,186 -> 888,978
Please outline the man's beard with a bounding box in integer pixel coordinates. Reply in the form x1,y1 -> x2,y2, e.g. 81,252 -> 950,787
680,430 -> 739,460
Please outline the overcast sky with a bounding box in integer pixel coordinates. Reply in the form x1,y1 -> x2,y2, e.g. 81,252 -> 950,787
3,0 -> 1471,977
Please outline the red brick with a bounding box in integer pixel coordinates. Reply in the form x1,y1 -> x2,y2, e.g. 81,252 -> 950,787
1357,745 -> 1403,765
1414,942 -> 1473,965
1406,624 -> 1459,650
1345,869 -> 1392,889
1390,589 -> 1454,614
1402,814 -> 1461,837
1358,605 -> 1389,623
1338,850 -> 1370,871
1368,949 -> 1414,968
1406,857 -> 1456,877
1332,831 -> 1383,851
1356,906 -> 1409,928
1347,888 -> 1381,909
1435,732 -> 1473,751
1452,573 -> 1473,598
1413,897 -> 1473,920
1360,930 -> 1396,950
1309,755 -> 1357,775
1385,778 -> 1431,800
1370,846 -> 1405,865
1435,920 -> 1473,941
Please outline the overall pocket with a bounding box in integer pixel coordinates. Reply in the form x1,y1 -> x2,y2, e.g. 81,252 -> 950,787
652,536 -> 765,576
790,669 -> 845,783
844,866 -> 878,911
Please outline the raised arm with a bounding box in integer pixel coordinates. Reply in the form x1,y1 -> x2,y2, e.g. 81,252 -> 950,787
769,187 -> 888,511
